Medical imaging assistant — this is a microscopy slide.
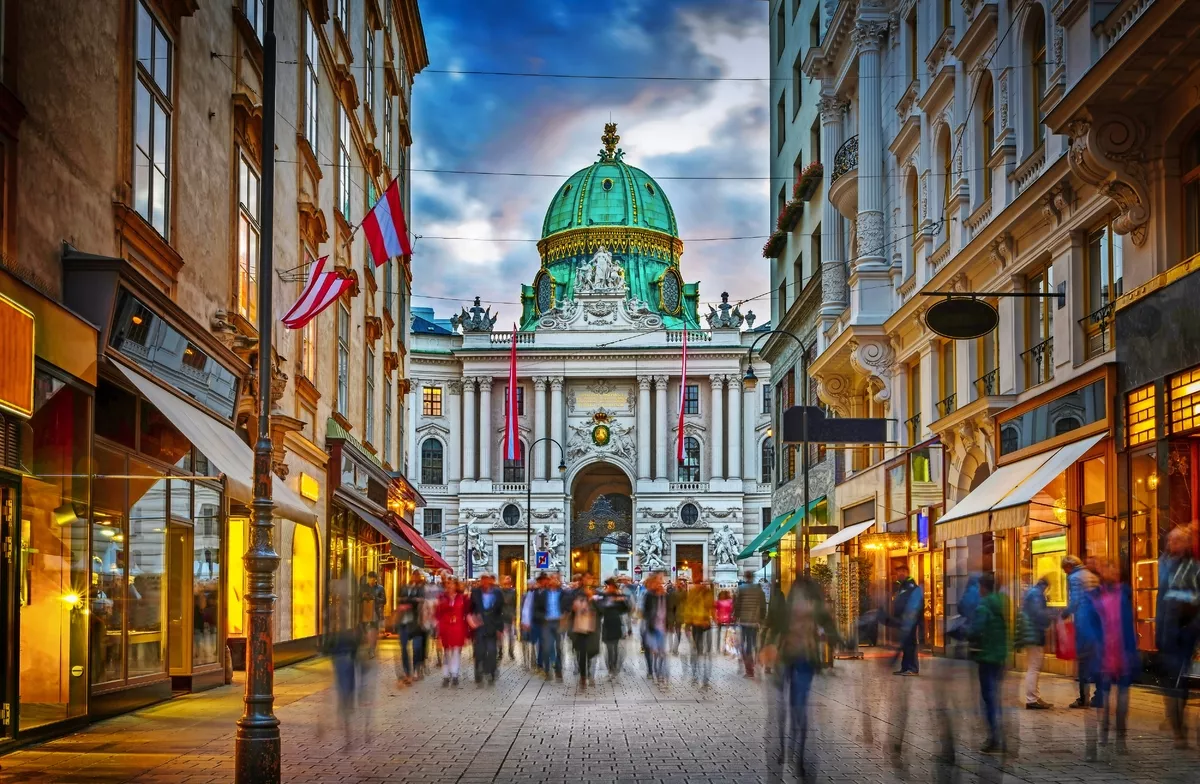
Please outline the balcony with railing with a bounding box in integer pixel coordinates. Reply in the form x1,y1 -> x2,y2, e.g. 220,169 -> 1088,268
1022,337 -> 1054,387
1080,302 -> 1114,359
670,481 -> 709,493
936,393 -> 957,420
974,368 -> 999,398
904,413 -> 922,445
828,135 -> 858,220
494,482 -> 527,493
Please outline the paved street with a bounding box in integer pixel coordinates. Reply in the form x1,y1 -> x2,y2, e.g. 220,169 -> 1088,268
2,639 -> 1198,784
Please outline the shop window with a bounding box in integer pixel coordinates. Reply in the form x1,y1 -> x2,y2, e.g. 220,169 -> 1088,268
680,436 -> 701,482
18,371 -> 91,730
420,438 -> 443,485
1022,467 -> 1069,610
423,386 -> 442,416
133,0 -> 172,237
291,524 -> 318,639
127,459 -> 167,677
998,379 -> 1106,457
1081,456 -> 1108,561
1168,367 -> 1200,434
91,445 -> 128,686
192,484 -> 221,665
1129,446 -> 1159,650
1126,385 -> 1156,447
227,516 -> 247,637
762,383 -> 772,414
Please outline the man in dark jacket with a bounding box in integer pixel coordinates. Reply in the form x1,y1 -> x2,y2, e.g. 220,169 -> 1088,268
1022,576 -> 1052,709
734,570 -> 767,677
666,579 -> 686,654
500,575 -> 518,661
890,566 -> 924,675
395,572 -> 427,684
469,573 -> 505,686
532,573 -> 565,680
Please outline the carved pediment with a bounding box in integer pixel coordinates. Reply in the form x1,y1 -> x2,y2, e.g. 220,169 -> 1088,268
298,198 -> 329,248
365,315 -> 383,345
383,350 -> 399,376
415,420 -> 452,437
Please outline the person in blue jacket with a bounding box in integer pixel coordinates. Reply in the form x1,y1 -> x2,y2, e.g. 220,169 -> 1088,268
1062,555 -> 1101,709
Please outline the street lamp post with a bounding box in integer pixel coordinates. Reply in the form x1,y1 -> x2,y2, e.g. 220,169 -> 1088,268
236,0 -> 280,780
742,329 -> 816,580
526,437 -> 567,575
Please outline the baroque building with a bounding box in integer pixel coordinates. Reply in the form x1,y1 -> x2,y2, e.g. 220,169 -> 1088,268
411,126 -> 772,584
797,0 -> 1200,674
0,0 -> 430,741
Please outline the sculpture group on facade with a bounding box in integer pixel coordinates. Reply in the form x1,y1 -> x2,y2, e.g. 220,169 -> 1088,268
575,246 -> 626,294
636,522 -> 669,571
710,524 -> 742,566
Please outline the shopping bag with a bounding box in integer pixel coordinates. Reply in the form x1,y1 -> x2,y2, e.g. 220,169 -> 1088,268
1054,618 -> 1076,661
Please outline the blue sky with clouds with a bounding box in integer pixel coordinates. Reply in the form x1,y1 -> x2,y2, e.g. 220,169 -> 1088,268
410,0 -> 770,325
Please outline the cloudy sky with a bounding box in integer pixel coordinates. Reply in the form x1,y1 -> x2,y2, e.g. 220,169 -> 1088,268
410,0 -> 771,326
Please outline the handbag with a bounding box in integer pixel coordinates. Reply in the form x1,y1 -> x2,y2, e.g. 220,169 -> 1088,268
1054,618 -> 1076,661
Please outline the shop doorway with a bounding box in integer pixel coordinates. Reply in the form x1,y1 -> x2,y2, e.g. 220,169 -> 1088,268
167,523 -> 192,680
497,545 -> 525,584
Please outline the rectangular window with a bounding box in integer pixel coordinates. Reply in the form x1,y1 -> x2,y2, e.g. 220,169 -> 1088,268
424,508 -> 443,537
364,28 -> 375,111
810,9 -> 820,48
1084,219 -> 1122,357
1125,385 -> 1156,447
235,154 -> 260,322
338,105 -> 352,222
383,377 -> 393,464
811,119 -> 821,164
793,252 -> 803,300
365,347 -> 375,443
762,382 -> 772,414
336,0 -> 348,29
683,383 -> 700,415
975,327 -> 999,396
422,386 -> 442,416
998,378 -> 1106,456
304,14 -> 319,156
907,10 -> 918,82
939,341 -> 956,413
792,54 -> 803,117
776,94 -> 786,152
908,361 -> 921,443
133,1 -> 172,237
240,0 -> 263,39
942,0 -> 952,29
1168,367 -> 1200,434
776,5 -> 785,60
1025,266 -> 1055,386
504,385 -> 525,416
336,303 -> 350,417
382,98 -> 392,172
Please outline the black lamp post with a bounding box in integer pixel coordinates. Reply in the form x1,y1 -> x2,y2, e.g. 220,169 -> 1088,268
526,437 -> 567,576
742,329 -> 817,579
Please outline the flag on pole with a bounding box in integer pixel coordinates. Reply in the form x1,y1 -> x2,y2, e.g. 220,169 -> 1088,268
503,324 -> 520,462
281,256 -> 354,329
676,326 -> 688,464
361,177 -> 412,267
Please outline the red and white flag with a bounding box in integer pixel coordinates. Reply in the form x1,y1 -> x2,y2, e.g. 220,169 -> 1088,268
503,324 -> 520,462
361,178 -> 412,267
281,256 -> 354,329
676,327 -> 688,464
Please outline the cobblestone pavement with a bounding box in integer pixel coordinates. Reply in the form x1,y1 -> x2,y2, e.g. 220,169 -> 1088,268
1,638 -> 1198,784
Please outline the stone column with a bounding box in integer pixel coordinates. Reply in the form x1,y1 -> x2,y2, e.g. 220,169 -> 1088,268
550,377 -> 565,474
918,342 -> 940,445
653,375 -> 669,480
819,94 -> 848,326
726,375 -> 742,484
462,377 -> 477,480
407,377 -> 421,480
446,380 -> 463,483
478,377 -> 493,481
637,376 -> 653,480
854,21 -> 888,272
533,377 -> 548,480
742,379 -> 755,480
709,375 -> 725,480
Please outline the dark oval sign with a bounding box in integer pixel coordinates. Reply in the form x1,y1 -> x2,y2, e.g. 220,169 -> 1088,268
925,298 -> 998,340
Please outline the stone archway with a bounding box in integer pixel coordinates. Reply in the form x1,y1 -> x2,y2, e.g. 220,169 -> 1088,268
569,461 -> 633,579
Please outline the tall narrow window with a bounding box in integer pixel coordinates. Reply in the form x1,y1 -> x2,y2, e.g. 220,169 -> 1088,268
762,383 -> 772,414
365,346 -> 376,442
776,5 -> 785,60
504,385 -> 525,416
681,437 -> 701,482
383,377 -> 393,465
1185,129 -> 1200,259
1084,219 -> 1122,357
1026,266 -> 1055,386
792,54 -> 803,117
421,439 -> 443,485
502,441 -> 526,483
422,386 -> 442,416
338,106 -> 352,222
980,75 -> 994,201
906,11 -> 918,83
364,28 -> 375,111
299,318 -> 316,381
240,0 -> 264,39
777,94 -> 787,152
940,341 -> 956,415
304,14 -> 319,156
133,1 -> 172,237
976,327 -> 999,396
382,98 -> 393,172
810,9 -> 820,48
908,361 -> 921,443
761,437 -> 774,483
1028,6 -> 1047,151
942,0 -> 952,29
683,384 -> 700,415
236,154 -> 260,321
336,0 -> 348,29
940,131 -> 953,240
336,303 -> 350,417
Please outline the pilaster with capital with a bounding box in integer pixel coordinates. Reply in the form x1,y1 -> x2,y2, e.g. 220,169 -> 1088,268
726,375 -> 742,484
742,375 -> 756,480
407,378 -> 422,484
637,376 -> 653,480
462,377 -> 478,480
653,375 -> 669,480
533,377 -> 548,480
855,19 -> 889,271
819,94 -> 849,315
446,379 -> 463,483
549,377 -> 565,473
477,376 -> 494,481
709,374 -> 725,480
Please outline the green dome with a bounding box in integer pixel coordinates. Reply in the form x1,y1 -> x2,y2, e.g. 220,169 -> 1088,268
540,159 -> 678,238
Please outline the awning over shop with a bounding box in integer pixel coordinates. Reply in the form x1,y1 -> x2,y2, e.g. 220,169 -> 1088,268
757,496 -> 827,554
937,433 -> 1106,541
738,509 -> 795,560
337,492 -> 421,564
810,519 -> 877,557
393,516 -> 452,572
115,362 -> 318,526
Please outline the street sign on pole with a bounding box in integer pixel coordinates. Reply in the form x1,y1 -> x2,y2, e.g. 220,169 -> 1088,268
535,551 -> 550,570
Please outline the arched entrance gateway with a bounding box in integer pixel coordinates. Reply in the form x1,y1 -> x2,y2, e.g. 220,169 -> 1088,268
570,461 -> 633,579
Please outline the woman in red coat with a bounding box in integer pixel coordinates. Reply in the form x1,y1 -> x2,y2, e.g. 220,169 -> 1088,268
436,578 -> 469,687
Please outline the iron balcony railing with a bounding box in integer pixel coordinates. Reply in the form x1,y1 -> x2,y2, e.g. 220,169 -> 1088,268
904,413 -> 922,444
936,393 -> 957,419
1080,302 -> 1115,359
831,135 -> 858,183
1022,337 -> 1054,387
975,368 -> 999,397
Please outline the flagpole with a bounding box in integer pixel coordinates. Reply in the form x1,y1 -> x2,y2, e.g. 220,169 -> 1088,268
236,0 -> 281,779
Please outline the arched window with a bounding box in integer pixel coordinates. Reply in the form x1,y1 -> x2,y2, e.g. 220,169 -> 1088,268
1054,417 -> 1082,436
761,437 -> 775,483
908,170 -> 920,267
979,73 -> 995,202
1184,128 -> 1200,258
420,438 -> 443,485
291,525 -> 318,639
1001,426 -> 1020,455
680,436 -> 701,482
940,130 -> 953,240
502,440 -> 526,483
1027,4 -> 1047,152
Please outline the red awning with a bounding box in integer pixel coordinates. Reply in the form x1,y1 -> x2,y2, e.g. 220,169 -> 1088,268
392,516 -> 451,572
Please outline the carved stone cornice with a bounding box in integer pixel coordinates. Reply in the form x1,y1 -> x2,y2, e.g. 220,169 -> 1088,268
365,315 -> 383,345
1066,113 -> 1150,246
383,350 -> 399,376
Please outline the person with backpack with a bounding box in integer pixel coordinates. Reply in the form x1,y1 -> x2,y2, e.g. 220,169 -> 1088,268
889,565 -> 924,675
1020,576 -> 1052,709
970,573 -> 1010,754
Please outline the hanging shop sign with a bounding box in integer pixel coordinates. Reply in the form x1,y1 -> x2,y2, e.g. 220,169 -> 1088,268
0,292 -> 35,418
925,298 -> 998,340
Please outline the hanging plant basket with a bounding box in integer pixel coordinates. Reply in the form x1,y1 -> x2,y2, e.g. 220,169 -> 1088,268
777,199 -> 804,232
794,161 -> 824,202
762,230 -> 787,259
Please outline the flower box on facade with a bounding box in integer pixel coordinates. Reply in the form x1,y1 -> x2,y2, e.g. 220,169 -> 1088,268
794,161 -> 823,202
777,199 -> 804,232
762,230 -> 787,259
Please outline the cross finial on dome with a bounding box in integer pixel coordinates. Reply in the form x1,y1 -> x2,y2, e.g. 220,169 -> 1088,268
600,122 -> 620,160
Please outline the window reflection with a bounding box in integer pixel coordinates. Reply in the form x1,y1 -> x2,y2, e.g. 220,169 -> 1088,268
194,485 -> 221,665
92,445 -> 127,685
1130,447 -> 1159,650
128,459 -> 167,677
999,380 -> 1106,456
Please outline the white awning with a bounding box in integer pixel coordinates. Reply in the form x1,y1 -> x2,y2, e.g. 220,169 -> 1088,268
116,362 -> 318,527
937,432 -> 1105,541
810,519 -> 876,557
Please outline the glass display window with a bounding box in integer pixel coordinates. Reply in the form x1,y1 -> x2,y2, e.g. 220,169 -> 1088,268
1129,446 -> 1159,651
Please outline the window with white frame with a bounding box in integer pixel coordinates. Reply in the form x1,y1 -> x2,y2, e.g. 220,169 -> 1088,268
383,98 -> 393,172
762,382 -> 772,414
421,439 -> 443,485
133,0 -> 173,237
364,28 -> 375,111
338,105 -> 352,222
300,318 -> 316,381
335,0 -> 348,30
336,303 -> 350,417
304,14 -> 319,157
680,437 -> 701,482
236,154 -> 260,322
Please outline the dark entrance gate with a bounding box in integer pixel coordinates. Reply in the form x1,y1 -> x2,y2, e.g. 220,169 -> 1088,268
570,496 -> 632,579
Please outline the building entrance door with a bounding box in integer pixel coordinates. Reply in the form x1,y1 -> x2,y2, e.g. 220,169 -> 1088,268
497,545 -> 525,584
167,523 -> 193,678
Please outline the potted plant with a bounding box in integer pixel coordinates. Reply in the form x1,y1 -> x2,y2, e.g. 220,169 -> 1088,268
761,230 -> 787,259
777,199 -> 804,232
794,161 -> 824,202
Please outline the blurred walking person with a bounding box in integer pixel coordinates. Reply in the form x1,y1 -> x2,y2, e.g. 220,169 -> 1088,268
890,565 -> 923,675
666,578 -> 685,655
715,589 -> 734,656
970,573 -> 1010,754
520,579 -> 537,669
642,572 -> 669,682
394,572 -> 427,686
1021,575 -> 1053,709
735,570 -> 767,677
1062,555 -> 1101,708
684,577 -> 715,688
568,573 -> 601,690
1158,524 -> 1199,748
436,577 -> 469,687
359,572 -> 386,658
1090,560 -> 1137,759
500,575 -> 518,661
533,572 -> 565,681
469,573 -> 504,687
600,577 -> 630,678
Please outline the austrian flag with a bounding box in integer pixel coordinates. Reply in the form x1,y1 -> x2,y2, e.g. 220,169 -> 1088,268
362,178 -> 413,267
676,327 -> 688,464
503,325 -> 520,462
281,256 -> 354,330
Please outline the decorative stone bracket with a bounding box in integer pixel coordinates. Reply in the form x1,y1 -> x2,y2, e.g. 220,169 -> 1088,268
365,315 -> 383,346
814,373 -> 853,418
1066,114 -> 1150,246
383,350 -> 400,377
849,337 -> 896,405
